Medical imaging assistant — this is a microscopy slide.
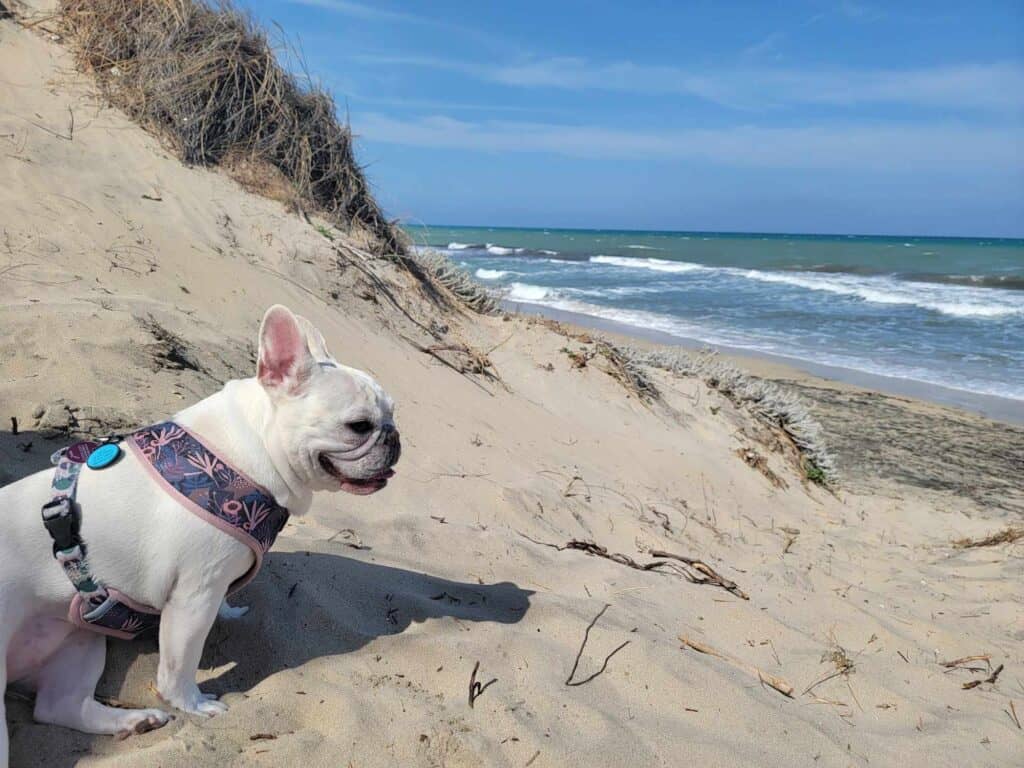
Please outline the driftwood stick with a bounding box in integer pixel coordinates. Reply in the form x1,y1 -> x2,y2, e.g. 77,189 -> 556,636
680,635 -> 794,698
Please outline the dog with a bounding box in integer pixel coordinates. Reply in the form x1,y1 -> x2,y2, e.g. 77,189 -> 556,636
0,305 -> 400,765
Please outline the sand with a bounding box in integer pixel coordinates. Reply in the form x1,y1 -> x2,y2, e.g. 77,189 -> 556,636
2,9 -> 1023,768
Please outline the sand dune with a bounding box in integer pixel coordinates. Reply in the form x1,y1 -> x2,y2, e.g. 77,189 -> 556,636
2,8 -> 1022,768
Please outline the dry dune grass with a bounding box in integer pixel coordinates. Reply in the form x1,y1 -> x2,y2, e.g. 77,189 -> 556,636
57,0 -> 407,254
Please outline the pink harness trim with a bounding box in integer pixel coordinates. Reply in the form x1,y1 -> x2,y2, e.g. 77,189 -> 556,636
66,421 -> 289,639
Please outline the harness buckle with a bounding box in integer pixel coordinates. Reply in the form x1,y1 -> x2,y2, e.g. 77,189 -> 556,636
41,496 -> 81,557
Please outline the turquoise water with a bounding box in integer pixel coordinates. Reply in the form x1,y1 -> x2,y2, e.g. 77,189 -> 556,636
406,225 -> 1024,401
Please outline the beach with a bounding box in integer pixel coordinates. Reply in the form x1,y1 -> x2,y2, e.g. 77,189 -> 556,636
3,5 -> 1024,768
510,303 -> 1024,516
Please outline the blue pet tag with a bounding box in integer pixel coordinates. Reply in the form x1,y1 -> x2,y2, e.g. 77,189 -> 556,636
86,442 -> 122,470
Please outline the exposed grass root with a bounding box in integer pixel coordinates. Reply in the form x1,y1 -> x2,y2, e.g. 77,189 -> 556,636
952,526 -> 1023,549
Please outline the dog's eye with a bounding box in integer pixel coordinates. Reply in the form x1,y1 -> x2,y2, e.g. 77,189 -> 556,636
347,420 -> 374,435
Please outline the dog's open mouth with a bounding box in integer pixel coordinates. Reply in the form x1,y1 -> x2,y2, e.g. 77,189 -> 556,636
318,453 -> 395,495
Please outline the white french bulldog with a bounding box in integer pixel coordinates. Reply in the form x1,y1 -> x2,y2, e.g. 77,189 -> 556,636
0,305 -> 400,765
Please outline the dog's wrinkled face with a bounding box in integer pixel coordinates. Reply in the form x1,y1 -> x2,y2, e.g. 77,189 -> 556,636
256,305 -> 400,495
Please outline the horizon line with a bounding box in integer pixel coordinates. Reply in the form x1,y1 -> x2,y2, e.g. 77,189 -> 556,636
405,222 -> 1024,243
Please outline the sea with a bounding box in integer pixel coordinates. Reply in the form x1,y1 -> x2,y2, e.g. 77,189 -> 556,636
406,225 -> 1024,410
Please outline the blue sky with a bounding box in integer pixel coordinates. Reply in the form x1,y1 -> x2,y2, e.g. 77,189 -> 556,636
239,1 -> 1024,237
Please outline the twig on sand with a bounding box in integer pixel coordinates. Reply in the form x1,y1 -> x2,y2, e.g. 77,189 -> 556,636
941,654 -> 991,673
804,639 -> 856,697
513,533 -> 748,600
566,605 -> 631,687
468,661 -> 497,708
26,106 -> 74,141
962,663 -> 1004,690
952,527 -> 1023,549
1006,700 -> 1021,730
424,342 -> 508,391
401,336 -> 497,396
648,549 -> 748,600
679,635 -> 794,698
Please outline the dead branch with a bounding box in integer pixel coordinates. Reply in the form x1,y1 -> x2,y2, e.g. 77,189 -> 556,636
963,663 -> 1004,690
513,533 -> 747,600
648,549 -> 749,600
566,605 -> 631,687
679,635 -> 793,698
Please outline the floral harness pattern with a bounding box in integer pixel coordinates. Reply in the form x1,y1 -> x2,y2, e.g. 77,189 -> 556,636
49,421 -> 289,640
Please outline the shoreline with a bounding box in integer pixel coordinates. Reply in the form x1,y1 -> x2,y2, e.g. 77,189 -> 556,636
504,300 -> 1024,425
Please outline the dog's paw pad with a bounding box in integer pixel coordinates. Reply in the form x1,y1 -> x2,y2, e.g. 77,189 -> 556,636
116,709 -> 170,739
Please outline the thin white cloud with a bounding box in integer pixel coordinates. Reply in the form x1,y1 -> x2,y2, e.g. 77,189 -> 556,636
356,113 -> 1023,171
286,1 -> 515,51
287,0 -> 431,25
355,54 -> 1024,113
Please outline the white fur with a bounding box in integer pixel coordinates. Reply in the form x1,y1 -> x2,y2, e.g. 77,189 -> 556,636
0,306 -> 399,766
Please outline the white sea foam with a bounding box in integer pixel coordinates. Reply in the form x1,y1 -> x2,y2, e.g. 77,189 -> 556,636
737,269 -> 1024,319
486,245 -> 525,256
499,292 -> 1024,401
590,255 -> 706,274
505,282 -> 551,301
475,268 -> 509,280
625,244 -> 660,250
585,254 -> 1022,319
567,284 -> 672,298
447,242 -> 479,250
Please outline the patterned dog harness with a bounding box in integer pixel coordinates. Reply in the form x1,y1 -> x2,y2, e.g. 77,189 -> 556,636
41,422 -> 289,639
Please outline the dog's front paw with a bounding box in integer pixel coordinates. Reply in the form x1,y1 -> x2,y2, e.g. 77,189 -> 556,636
159,686 -> 229,717
194,694 -> 230,716
115,708 -> 171,740
218,601 -> 250,620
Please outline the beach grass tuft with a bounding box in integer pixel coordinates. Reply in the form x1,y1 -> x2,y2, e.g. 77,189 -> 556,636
411,248 -> 499,315
636,347 -> 838,483
58,0 -> 405,254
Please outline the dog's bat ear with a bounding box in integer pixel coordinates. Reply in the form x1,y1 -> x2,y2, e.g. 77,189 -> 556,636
257,305 -> 315,394
294,314 -> 335,364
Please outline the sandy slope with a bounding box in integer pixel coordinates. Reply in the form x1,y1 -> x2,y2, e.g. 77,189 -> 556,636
2,14 -> 1022,768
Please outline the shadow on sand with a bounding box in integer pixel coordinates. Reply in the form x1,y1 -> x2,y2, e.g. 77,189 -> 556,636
3,431 -> 532,766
